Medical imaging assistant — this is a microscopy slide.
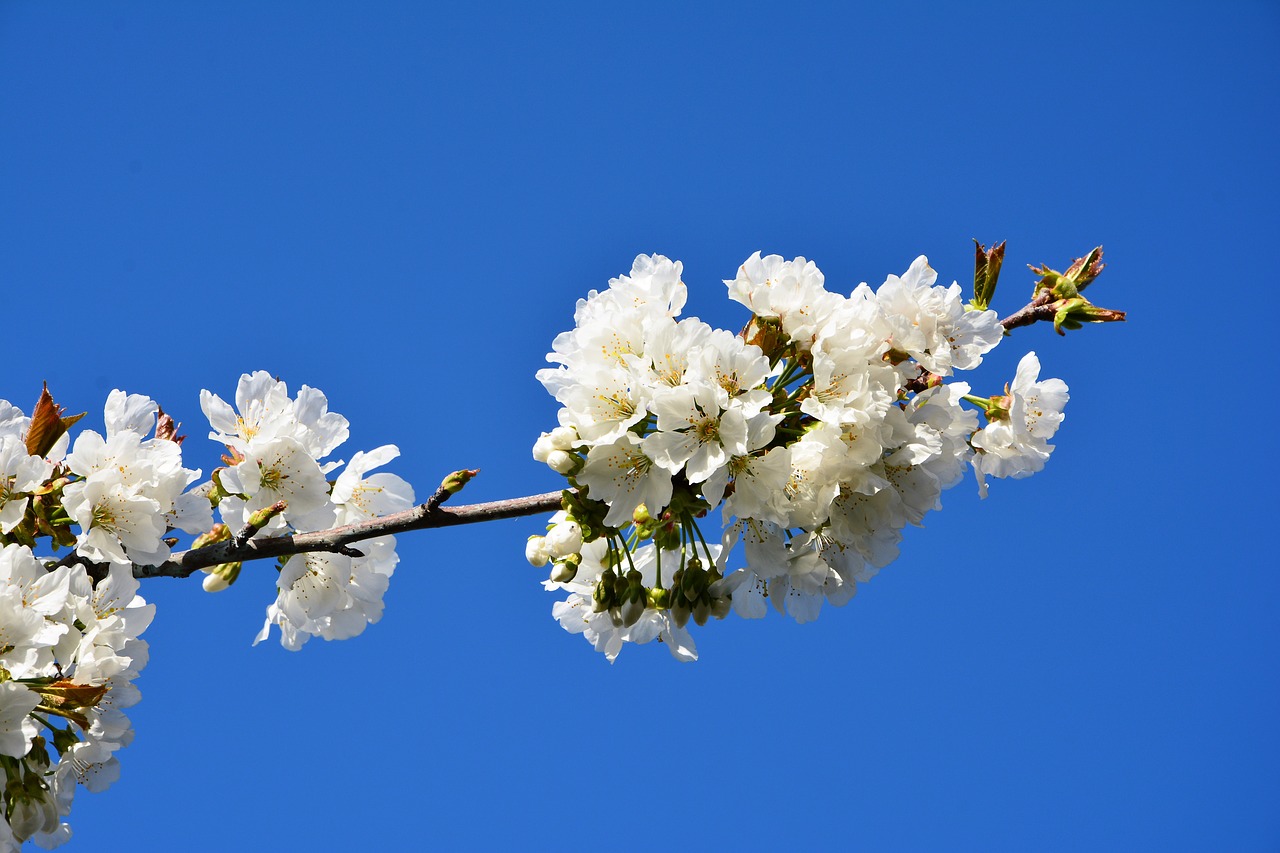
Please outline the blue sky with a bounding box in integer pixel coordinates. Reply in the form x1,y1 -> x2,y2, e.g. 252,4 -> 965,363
2,2 -> 1277,850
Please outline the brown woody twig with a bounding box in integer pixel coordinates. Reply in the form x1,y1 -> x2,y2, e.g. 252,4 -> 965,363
132,490 -> 564,580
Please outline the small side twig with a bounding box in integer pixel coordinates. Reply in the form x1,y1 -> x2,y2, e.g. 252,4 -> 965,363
233,500 -> 288,548
999,298 -> 1058,331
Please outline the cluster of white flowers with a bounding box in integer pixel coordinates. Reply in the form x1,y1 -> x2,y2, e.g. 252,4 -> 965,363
61,392 -> 212,567
531,253 -> 1069,661
201,372 -> 415,650
1,548 -> 152,850
0,372 -> 415,848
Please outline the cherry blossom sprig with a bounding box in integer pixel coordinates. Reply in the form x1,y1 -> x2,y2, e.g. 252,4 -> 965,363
530,244 -> 1123,662
0,372 -> 419,849
0,241 -> 1122,849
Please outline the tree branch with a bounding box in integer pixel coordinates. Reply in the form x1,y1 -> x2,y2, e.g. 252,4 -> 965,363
999,298 -> 1057,331
124,290 -> 1105,583
133,490 -> 564,580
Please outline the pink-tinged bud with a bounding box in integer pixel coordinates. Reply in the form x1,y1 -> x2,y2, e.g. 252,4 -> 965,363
440,468 -> 479,495
192,523 -> 231,549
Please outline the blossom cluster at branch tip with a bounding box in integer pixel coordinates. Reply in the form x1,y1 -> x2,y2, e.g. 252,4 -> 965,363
531,251 -> 1070,662
1,372 -> 415,849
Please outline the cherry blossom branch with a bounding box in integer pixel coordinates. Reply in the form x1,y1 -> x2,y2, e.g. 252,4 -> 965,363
133,489 -> 565,580
130,285 -> 1113,583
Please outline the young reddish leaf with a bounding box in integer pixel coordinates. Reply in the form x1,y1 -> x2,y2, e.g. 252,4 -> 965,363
26,383 -> 86,457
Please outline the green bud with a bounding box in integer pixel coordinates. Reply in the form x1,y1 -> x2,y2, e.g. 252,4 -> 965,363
192,523 -> 231,550
245,501 -> 287,531
970,239 -> 1006,311
49,724 -> 79,756
653,522 -> 681,552
710,596 -> 732,620
440,468 -> 479,495
692,599 -> 712,626
670,601 -> 692,628
592,581 -> 611,613
24,736 -> 50,772
593,568 -> 617,612
680,564 -> 705,600
619,596 -> 646,628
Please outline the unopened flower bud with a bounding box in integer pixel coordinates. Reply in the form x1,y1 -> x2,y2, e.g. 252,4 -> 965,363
201,562 -> 241,593
647,586 -> 671,610
548,425 -> 579,451
532,432 -> 557,462
680,565 -> 704,600
191,523 -> 231,550
545,520 -> 582,558
549,559 -> 578,584
440,468 -> 478,495
50,725 -> 79,756
692,598 -> 712,626
245,501 -> 287,532
525,536 -> 550,567
8,786 -> 58,841
620,595 -> 645,628
669,602 -> 691,628
593,570 -> 616,612
710,596 -> 732,620
545,450 -> 578,475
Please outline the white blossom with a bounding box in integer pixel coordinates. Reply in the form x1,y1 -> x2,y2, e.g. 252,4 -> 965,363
971,352 -> 1069,496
